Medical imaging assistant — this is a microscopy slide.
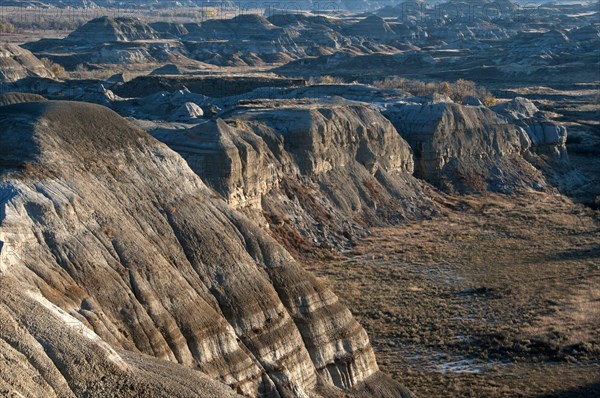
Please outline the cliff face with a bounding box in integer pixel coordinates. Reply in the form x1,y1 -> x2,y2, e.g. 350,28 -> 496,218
384,101 -> 549,193
493,97 -> 568,159
0,100 -> 412,397
153,100 -> 435,250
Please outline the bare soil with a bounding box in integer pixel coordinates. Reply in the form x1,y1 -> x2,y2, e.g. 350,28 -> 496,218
307,192 -> 600,398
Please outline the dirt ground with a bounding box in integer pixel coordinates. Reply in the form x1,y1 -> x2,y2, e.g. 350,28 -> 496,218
307,192 -> 600,398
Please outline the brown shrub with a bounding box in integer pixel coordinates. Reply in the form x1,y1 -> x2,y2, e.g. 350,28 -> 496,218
363,179 -> 380,200
372,77 -> 497,106
41,58 -> 67,79
307,75 -> 346,85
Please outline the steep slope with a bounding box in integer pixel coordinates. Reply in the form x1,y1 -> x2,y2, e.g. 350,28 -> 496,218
22,17 -> 197,71
0,100 -> 413,397
0,44 -> 54,83
384,101 -> 547,193
113,75 -> 305,98
344,15 -> 395,37
152,100 -> 435,251
492,97 -> 568,158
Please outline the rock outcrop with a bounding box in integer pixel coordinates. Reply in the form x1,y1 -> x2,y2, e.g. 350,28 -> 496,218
493,97 -> 568,159
151,63 -> 186,75
150,22 -> 190,39
0,45 -> 54,83
0,100 -> 413,397
153,99 -> 434,250
384,100 -> 547,193
22,17 -> 200,71
115,88 -> 208,121
344,15 -> 395,37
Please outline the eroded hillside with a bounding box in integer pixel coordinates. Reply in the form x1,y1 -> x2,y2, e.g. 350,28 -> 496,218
153,100 -> 435,251
0,1 -> 598,397
0,100 -> 413,398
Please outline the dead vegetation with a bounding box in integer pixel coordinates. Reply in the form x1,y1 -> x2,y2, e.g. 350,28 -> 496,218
71,64 -> 117,80
307,75 -> 347,85
363,178 -> 381,201
306,192 -> 600,398
373,77 -> 497,106
40,58 -> 67,79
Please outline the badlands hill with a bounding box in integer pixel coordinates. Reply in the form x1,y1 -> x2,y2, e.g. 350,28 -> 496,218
0,99 -> 414,398
0,92 -> 47,106
0,1 -> 597,396
383,98 -> 564,193
153,100 -> 435,250
15,1 -> 598,77
65,16 -> 160,43
0,45 -> 54,83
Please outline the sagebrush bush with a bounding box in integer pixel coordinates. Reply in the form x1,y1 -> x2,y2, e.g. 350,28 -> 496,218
41,58 -> 67,78
307,75 -> 346,85
373,76 -> 497,106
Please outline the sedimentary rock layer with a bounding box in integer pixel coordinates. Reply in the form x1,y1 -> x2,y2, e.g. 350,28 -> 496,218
384,101 -> 549,193
0,44 -> 54,83
0,100 -> 412,397
153,100 -> 434,250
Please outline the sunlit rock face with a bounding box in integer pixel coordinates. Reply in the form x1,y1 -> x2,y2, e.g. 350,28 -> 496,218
0,45 -> 54,83
154,100 -> 435,250
0,100 -> 413,397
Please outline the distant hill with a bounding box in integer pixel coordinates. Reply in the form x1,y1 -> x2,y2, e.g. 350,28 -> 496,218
0,0 -> 400,11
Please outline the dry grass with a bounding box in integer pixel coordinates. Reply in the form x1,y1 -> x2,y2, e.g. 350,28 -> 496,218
71,64 -> 119,80
40,58 -> 67,79
307,75 -> 346,85
305,192 -> 600,398
529,282 -> 600,346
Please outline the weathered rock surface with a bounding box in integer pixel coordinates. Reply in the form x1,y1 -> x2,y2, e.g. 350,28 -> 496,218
151,63 -> 187,75
150,22 -> 190,39
493,97 -> 568,159
2,78 -> 126,107
12,1 -> 598,84
0,45 -> 54,83
215,84 -> 410,107
173,101 -> 205,120
66,16 -> 159,43
344,15 -> 395,38
114,88 -> 208,121
181,13 -> 397,67
153,99 -> 435,250
383,100 -> 547,193
22,17 -> 201,71
568,24 -> 600,45
0,100 -> 413,397
271,3 -> 598,84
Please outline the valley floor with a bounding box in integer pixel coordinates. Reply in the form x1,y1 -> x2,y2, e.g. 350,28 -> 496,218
307,192 -> 600,398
